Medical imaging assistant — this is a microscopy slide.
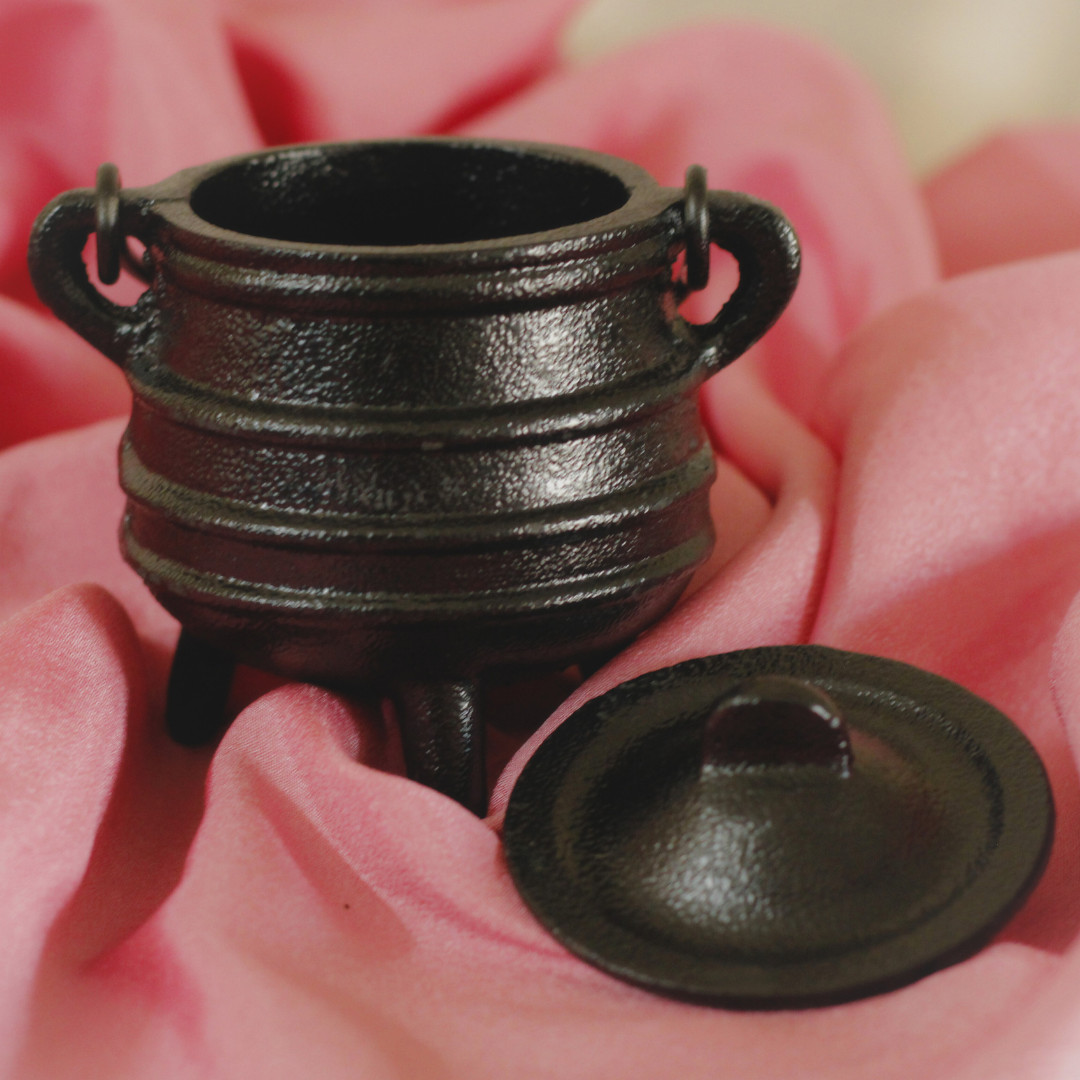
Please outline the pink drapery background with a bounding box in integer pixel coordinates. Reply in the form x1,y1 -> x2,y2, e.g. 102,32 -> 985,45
5,0 -> 1080,1075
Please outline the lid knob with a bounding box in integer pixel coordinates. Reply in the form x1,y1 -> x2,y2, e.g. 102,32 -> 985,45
701,675 -> 851,776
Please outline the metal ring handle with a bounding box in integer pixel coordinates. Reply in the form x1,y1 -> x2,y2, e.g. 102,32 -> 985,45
95,163 -> 153,286
674,174 -> 801,381
682,164 -> 710,293
95,163 -> 123,285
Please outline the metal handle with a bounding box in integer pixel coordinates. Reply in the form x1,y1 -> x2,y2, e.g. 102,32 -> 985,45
27,164 -> 157,369
677,165 -> 801,380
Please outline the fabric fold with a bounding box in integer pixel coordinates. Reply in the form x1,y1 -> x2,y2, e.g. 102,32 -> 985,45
0,584 -> 143,1073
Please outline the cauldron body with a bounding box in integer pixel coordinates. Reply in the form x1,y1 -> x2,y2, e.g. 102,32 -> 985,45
29,139 -> 799,812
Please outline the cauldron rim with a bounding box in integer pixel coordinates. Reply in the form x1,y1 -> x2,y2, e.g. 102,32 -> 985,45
129,137 -> 677,268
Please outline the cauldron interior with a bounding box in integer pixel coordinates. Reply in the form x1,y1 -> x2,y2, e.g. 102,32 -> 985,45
190,143 -> 631,247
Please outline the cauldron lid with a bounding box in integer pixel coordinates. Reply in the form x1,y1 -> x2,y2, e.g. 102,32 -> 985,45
503,645 -> 1053,1009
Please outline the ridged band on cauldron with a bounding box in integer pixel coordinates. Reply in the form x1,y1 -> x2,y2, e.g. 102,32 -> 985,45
124,493 -> 711,596
119,439 -> 716,547
151,222 -> 681,315
121,521 -> 711,616
124,358 -> 710,447
156,582 -> 694,688
155,285 -> 683,413
123,405 -> 705,516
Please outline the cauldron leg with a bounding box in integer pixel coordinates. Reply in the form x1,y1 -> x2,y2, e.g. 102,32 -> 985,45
392,679 -> 487,816
165,630 -> 237,747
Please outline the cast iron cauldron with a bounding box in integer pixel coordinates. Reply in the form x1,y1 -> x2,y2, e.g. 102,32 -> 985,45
28,138 -> 799,814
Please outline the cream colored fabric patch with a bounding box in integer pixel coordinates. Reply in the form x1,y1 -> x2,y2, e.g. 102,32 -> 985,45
563,0 -> 1080,173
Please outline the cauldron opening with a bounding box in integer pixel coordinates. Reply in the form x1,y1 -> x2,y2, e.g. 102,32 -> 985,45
190,142 -> 631,247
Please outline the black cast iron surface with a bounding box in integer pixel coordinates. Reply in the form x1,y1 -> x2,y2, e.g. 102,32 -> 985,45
28,138 -> 799,814
503,645 -> 1054,1008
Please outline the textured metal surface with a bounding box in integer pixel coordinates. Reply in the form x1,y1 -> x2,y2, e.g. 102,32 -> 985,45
28,138 -> 800,812
504,646 -> 1054,1007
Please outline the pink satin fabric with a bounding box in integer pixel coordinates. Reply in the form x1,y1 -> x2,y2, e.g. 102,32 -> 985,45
3,2 -> 1080,1076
